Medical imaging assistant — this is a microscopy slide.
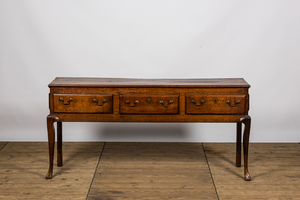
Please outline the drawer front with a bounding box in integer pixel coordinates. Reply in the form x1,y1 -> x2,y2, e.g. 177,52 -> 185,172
54,94 -> 113,113
186,95 -> 246,114
120,95 -> 179,114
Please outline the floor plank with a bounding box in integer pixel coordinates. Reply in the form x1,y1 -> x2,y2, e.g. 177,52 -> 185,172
0,142 -> 8,151
203,143 -> 300,200
88,142 -> 218,200
0,142 -> 103,200
1,142 -> 300,200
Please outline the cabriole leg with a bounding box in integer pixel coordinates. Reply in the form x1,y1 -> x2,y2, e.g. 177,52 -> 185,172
46,114 -> 61,179
238,115 -> 251,181
236,122 -> 242,167
57,121 -> 63,167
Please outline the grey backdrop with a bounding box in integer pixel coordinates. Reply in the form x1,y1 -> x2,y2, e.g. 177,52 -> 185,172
1,0 -> 299,142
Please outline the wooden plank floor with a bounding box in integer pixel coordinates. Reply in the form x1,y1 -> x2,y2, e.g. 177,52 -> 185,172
0,142 -> 300,200
0,142 -> 104,199
88,142 -> 217,200
203,143 -> 300,200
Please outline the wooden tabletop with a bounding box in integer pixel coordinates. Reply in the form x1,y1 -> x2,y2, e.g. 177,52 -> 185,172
49,77 -> 250,88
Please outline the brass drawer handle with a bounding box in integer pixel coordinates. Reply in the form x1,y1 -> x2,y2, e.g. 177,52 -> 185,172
93,99 -> 107,106
191,99 -> 205,106
159,100 -> 173,107
59,97 -> 73,105
226,100 -> 240,107
125,100 -> 139,107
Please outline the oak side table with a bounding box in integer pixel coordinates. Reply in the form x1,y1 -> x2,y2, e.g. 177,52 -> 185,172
46,77 -> 251,180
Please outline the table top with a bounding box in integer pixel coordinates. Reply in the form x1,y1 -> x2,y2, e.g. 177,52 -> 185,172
49,77 -> 250,88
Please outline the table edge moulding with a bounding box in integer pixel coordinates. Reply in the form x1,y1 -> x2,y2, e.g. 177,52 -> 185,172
46,77 -> 252,181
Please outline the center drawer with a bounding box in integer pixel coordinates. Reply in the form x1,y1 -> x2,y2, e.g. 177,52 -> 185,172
120,95 -> 179,114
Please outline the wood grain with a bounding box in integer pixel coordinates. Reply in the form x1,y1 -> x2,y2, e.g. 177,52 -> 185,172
1,142 -> 300,199
0,142 -> 103,200
53,94 -> 113,113
49,77 -> 250,88
119,95 -> 179,114
49,86 -> 249,123
186,95 -> 246,114
87,142 -> 218,200
203,143 -> 300,199
0,142 -> 8,151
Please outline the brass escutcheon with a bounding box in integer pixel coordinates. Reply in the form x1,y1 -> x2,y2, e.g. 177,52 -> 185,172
147,98 -> 151,103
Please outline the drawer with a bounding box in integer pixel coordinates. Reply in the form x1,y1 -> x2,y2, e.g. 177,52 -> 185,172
120,95 -> 179,114
186,95 -> 246,114
54,94 -> 113,113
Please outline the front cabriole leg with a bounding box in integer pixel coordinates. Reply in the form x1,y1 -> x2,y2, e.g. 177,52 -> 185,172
236,122 -> 242,167
46,114 -> 61,179
238,115 -> 251,181
57,121 -> 63,167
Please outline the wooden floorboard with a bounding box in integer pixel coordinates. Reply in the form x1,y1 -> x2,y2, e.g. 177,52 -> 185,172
203,143 -> 300,200
0,142 -> 104,200
1,142 -> 300,199
0,142 -> 8,151
87,142 -> 218,200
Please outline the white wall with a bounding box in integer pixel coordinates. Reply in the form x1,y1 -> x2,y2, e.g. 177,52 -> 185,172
0,0 -> 299,142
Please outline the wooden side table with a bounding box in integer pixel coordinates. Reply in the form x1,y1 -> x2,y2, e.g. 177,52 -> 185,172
46,78 -> 251,180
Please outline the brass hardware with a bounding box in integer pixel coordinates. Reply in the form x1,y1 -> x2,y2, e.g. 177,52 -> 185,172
59,97 -> 73,105
147,98 -> 152,103
214,98 -> 218,103
125,100 -> 139,107
159,100 -> 173,107
191,99 -> 205,106
226,100 -> 240,107
93,99 -> 107,106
